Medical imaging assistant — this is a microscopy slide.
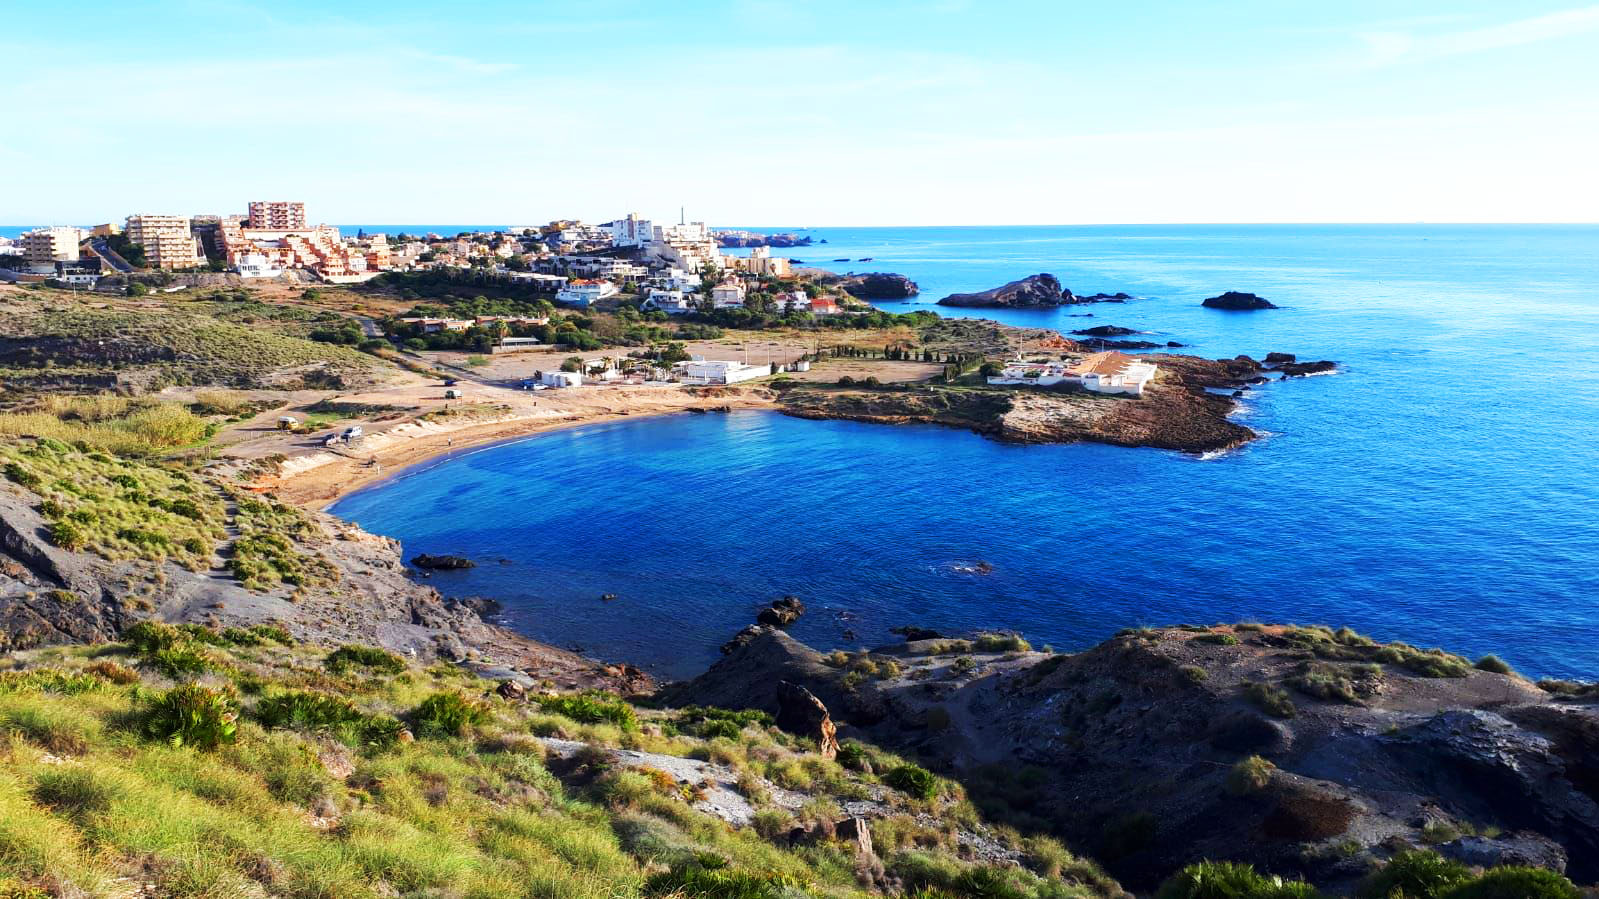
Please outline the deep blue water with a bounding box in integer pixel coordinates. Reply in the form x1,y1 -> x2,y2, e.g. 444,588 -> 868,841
326,224 -> 1599,680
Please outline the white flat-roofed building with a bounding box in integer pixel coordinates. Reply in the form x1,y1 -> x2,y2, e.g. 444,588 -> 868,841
710,282 -> 746,309
986,351 -> 1158,397
540,370 -> 583,387
675,359 -> 769,385
555,279 -> 619,308
641,288 -> 695,315
236,252 -> 283,278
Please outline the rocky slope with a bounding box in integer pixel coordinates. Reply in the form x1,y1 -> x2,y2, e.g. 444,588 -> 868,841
829,272 -> 921,300
0,458 -> 645,694
665,624 -> 1599,892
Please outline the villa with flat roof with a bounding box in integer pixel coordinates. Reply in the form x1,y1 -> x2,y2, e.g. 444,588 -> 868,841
987,351 -> 1158,396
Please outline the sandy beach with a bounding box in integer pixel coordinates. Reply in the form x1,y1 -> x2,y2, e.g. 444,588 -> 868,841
220,377 -> 777,509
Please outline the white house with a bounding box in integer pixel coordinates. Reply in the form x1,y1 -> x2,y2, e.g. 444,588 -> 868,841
540,370 -> 583,388
641,288 -> 695,315
236,253 -> 283,278
710,282 -> 746,309
555,279 -> 619,308
675,359 -> 769,385
986,351 -> 1158,397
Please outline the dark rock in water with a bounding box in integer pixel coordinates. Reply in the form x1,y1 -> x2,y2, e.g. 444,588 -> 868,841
776,680 -> 839,759
1264,352 -> 1297,365
1277,360 -> 1337,377
939,273 -> 1066,308
456,597 -> 502,617
1167,341 -> 1184,348
1073,291 -> 1133,303
1202,291 -> 1278,310
600,593 -> 618,602
1072,325 -> 1140,337
411,553 -> 475,570
758,595 -> 806,627
836,272 -> 919,299
893,625 -> 944,641
1232,390 -> 1244,397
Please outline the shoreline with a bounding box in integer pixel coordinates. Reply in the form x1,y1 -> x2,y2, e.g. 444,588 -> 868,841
263,387 -> 778,510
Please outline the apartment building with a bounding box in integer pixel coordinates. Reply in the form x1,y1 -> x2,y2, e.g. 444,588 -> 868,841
20,227 -> 83,267
124,215 -> 204,269
247,201 -> 307,230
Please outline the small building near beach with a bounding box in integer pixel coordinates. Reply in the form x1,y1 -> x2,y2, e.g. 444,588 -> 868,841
675,359 -> 768,385
540,370 -> 583,388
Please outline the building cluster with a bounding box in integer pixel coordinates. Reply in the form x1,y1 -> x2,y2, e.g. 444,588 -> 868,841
986,351 -> 1160,396
4,205 -> 828,306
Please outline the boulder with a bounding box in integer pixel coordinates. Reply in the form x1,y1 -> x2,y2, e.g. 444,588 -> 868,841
757,595 -> 806,628
496,679 -> 526,701
410,553 -> 476,570
1202,291 -> 1278,310
893,626 -> 944,642
938,273 -> 1067,308
835,816 -> 875,857
776,680 -> 839,759
1442,832 -> 1568,873
1071,325 -> 1140,337
1071,292 -> 1133,303
1264,352 -> 1297,365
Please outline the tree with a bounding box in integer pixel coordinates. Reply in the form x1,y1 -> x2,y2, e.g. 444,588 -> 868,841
127,282 -> 149,297
560,356 -> 584,373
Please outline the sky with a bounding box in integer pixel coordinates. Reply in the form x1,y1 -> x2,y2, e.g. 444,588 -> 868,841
6,0 -> 1599,225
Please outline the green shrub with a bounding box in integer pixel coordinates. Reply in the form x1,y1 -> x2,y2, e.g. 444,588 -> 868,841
645,859 -> 799,899
836,740 -> 869,770
0,668 -> 104,695
973,633 -> 1031,652
536,691 -> 638,731
1358,850 -> 1472,898
1155,860 -> 1318,898
1243,682 -> 1297,718
123,619 -> 183,654
1446,867 -> 1579,899
1473,655 -> 1514,675
412,691 -> 488,738
884,763 -> 939,800
255,690 -> 361,731
32,767 -> 120,820
85,660 -> 139,685
325,644 -> 406,675
141,683 -> 240,750
147,645 -> 214,679
673,706 -> 771,740
1195,633 -> 1240,646
1226,756 -> 1276,796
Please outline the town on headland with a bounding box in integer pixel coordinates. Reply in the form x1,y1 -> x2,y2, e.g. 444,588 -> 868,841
5,205 -> 1595,899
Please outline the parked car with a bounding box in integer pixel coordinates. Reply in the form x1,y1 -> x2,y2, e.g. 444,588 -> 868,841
342,426 -> 364,441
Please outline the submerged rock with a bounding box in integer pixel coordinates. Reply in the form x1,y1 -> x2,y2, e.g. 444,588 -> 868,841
1072,325 -> 1141,337
411,553 -> 476,570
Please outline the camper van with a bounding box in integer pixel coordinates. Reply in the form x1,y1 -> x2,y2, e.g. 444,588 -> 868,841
342,426 -> 364,442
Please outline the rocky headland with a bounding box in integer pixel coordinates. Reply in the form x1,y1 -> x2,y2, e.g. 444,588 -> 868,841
776,352 -> 1327,454
666,622 -> 1599,892
937,273 -> 1070,308
827,272 -> 921,300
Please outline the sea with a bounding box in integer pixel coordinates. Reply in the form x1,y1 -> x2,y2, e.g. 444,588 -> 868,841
17,222 -> 1598,680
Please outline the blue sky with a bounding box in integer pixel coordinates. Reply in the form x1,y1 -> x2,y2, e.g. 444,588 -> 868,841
7,1 -> 1598,225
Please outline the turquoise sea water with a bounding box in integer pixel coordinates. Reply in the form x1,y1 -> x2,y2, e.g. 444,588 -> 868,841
269,225 -> 1599,679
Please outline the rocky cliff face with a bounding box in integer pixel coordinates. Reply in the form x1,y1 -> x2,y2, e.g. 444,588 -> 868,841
666,625 -> 1599,891
938,273 -> 1068,308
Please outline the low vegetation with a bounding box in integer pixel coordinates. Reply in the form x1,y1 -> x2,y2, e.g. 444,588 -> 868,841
0,634 -> 1121,899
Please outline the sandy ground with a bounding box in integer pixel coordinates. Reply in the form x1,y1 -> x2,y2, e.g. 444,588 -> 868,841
223,376 -> 778,509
